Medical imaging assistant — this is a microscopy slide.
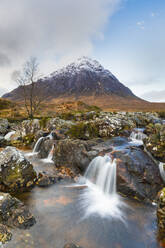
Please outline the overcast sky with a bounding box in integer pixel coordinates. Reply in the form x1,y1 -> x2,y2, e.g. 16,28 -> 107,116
0,0 -> 165,102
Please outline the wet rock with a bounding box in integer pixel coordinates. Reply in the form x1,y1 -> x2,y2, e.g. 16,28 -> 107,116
21,119 -> 41,137
157,188 -> 165,239
63,243 -> 83,248
46,118 -> 74,132
0,119 -> 9,136
36,172 -> 57,187
53,138 -> 129,172
111,147 -> 164,201
37,139 -> 54,159
144,123 -> 165,162
0,192 -> 36,229
0,147 -> 37,192
0,136 -> 6,148
0,224 -> 12,244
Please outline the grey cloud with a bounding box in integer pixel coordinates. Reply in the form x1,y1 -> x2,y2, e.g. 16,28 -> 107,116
141,90 -> 165,102
0,53 -> 11,67
0,0 -> 121,61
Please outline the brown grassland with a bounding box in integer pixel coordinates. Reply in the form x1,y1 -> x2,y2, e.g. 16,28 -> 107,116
0,95 -> 165,120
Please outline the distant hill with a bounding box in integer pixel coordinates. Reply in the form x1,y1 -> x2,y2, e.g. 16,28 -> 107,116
2,57 -> 165,112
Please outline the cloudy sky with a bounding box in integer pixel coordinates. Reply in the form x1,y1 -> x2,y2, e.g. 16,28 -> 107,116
0,0 -> 165,102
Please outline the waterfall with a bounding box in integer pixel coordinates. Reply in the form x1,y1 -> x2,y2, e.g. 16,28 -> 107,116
79,154 -> 128,219
4,131 -> 16,141
84,155 -> 117,195
32,136 -> 44,153
129,128 -> 146,145
42,145 -> 54,163
32,132 -> 53,154
159,162 -> 165,183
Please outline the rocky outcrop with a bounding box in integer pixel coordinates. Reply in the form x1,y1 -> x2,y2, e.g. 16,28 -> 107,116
157,188 -> 165,241
0,147 -> 37,192
111,147 -> 164,201
0,192 -> 36,229
0,119 -> 9,136
53,137 -> 129,172
0,224 -> 12,244
144,123 -> 165,162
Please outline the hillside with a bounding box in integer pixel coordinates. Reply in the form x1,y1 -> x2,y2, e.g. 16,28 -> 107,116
2,57 -> 165,112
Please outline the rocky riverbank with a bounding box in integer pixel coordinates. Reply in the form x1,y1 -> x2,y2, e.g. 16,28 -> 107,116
0,111 -> 164,245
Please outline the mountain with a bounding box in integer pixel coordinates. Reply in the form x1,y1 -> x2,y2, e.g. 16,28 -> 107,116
3,57 -> 136,102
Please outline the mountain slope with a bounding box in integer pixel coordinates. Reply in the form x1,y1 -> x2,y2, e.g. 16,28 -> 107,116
3,57 -> 136,102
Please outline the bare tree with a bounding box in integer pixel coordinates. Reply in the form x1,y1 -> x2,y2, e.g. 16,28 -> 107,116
15,57 -> 44,119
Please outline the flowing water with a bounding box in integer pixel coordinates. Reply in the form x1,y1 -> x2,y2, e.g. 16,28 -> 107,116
129,128 -> 147,146
41,145 -> 54,163
3,149 -> 163,248
32,136 -> 44,154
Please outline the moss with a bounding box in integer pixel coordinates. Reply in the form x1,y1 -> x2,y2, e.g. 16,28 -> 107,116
67,122 -> 99,139
157,111 -> 165,118
5,165 -> 23,185
22,134 -> 35,146
39,117 -> 50,129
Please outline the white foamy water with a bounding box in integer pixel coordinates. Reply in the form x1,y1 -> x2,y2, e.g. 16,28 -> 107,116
41,145 -> 54,163
78,155 -> 128,221
33,136 -> 44,153
159,162 -> 165,183
129,129 -> 147,146
4,131 -> 16,141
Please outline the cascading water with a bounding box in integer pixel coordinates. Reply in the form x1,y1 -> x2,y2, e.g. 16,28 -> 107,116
129,128 -> 146,146
33,136 -> 44,153
32,132 -> 53,154
159,162 -> 165,183
84,155 -> 116,195
4,131 -> 16,141
79,155 -> 128,220
42,145 -> 54,163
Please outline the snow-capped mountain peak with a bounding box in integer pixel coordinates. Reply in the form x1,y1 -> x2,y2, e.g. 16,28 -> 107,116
48,56 -> 114,79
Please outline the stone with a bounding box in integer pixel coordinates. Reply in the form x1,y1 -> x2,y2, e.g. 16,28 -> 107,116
144,123 -> 165,162
0,224 -> 12,244
0,147 -> 37,192
0,119 -> 9,136
157,188 -> 165,241
0,192 -> 36,229
63,243 -> 83,248
111,147 -> 164,201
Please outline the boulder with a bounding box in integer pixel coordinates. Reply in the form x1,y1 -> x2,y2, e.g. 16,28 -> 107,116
37,139 -> 54,159
53,137 -> 128,172
0,224 -> 12,244
21,119 -> 41,137
0,147 -> 37,192
36,172 -> 57,187
111,147 -> 164,201
0,192 -> 36,229
0,119 -> 9,136
157,188 -> 165,240
144,123 -> 165,162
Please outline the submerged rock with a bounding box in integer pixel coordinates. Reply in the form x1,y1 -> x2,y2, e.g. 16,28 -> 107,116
0,224 -> 12,244
0,192 -> 36,229
64,243 -> 83,248
111,147 -> 164,201
36,172 -> 57,187
0,147 -> 37,192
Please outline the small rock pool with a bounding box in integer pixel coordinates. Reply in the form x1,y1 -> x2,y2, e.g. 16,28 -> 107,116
3,153 -> 164,248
